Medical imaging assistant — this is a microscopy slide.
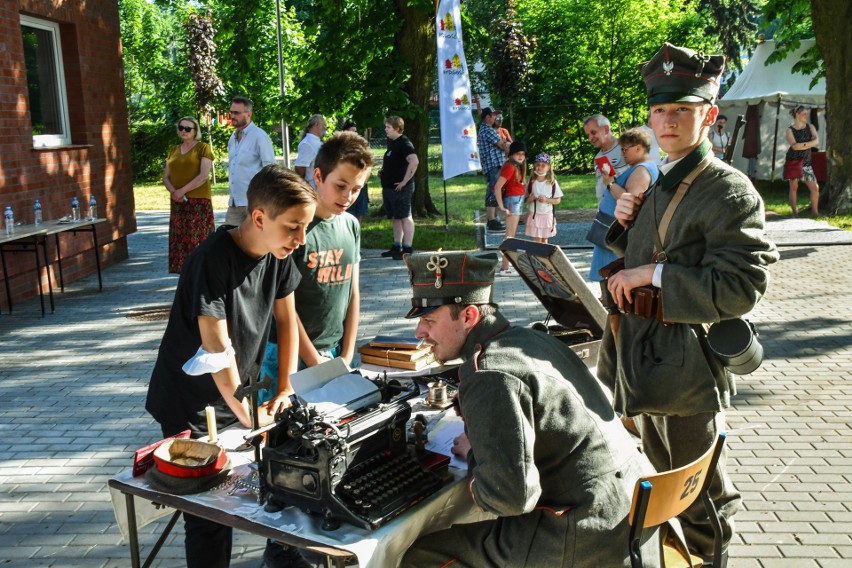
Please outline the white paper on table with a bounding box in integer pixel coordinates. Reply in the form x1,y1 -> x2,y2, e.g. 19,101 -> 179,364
299,373 -> 382,420
289,357 -> 352,392
424,411 -> 468,470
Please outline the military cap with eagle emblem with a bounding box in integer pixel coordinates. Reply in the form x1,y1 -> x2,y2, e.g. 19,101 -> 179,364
640,42 -> 726,105
403,251 -> 499,318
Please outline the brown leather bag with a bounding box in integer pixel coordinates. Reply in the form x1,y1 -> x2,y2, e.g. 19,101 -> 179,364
597,258 -> 663,321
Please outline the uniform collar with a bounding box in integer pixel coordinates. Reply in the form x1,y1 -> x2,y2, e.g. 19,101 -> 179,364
659,138 -> 711,192
460,311 -> 510,362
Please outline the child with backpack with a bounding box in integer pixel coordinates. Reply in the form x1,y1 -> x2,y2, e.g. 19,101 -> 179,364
525,153 -> 563,244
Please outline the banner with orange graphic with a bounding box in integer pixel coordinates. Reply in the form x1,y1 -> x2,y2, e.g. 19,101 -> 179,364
436,0 -> 480,180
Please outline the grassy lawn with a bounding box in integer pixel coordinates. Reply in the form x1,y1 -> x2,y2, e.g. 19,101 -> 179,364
753,179 -> 852,230
133,172 -> 850,250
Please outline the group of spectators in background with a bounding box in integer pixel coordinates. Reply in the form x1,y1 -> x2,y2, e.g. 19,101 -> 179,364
162,98 -> 421,274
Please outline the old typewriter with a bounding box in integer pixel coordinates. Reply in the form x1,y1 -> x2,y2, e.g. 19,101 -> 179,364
260,366 -> 447,531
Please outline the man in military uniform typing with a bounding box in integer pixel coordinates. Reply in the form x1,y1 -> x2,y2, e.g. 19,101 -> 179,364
401,251 -> 659,567
598,43 -> 779,563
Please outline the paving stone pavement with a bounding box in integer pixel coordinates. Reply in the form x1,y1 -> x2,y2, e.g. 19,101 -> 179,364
0,211 -> 850,567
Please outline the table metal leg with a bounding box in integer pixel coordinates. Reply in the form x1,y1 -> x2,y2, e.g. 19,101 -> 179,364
122,492 -> 180,568
91,225 -> 103,290
143,510 -> 180,568
37,236 -> 54,313
0,247 -> 11,314
54,233 -> 65,293
125,493 -> 141,568
32,239 -> 46,317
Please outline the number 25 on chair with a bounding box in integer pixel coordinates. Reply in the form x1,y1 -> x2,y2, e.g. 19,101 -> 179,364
628,432 -> 728,568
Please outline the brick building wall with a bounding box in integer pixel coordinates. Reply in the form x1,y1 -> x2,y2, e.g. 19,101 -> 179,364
0,1 -> 135,307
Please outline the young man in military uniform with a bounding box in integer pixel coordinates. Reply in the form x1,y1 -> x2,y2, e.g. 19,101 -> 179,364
401,250 -> 659,567
598,43 -> 779,562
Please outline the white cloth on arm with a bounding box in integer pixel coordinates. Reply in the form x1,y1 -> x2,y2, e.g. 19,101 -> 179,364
182,344 -> 236,375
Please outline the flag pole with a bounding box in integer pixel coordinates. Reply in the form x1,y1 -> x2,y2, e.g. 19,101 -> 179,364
443,178 -> 449,230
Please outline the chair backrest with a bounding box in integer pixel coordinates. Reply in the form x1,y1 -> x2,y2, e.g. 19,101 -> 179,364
628,432 -> 727,568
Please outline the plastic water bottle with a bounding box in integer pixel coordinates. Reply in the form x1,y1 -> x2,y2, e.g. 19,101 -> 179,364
4,206 -> 14,236
34,200 -> 43,226
71,197 -> 80,222
88,195 -> 97,220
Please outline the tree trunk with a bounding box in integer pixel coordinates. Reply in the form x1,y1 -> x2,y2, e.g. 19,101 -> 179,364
394,0 -> 440,217
812,0 -> 852,214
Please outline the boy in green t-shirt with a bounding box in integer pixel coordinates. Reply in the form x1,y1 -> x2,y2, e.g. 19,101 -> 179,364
260,131 -> 374,413
260,132 -> 373,568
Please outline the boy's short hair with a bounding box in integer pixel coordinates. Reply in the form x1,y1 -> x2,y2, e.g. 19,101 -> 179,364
385,115 -> 405,132
314,131 -> 374,182
247,165 -> 317,219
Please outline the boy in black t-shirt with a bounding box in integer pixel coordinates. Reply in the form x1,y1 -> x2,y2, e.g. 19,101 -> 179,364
145,165 -> 317,568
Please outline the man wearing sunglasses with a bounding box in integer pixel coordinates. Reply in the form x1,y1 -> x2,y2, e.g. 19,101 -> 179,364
226,96 -> 276,226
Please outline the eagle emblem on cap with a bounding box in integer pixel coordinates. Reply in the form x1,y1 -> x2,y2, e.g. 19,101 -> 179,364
663,60 -> 674,76
426,254 -> 449,288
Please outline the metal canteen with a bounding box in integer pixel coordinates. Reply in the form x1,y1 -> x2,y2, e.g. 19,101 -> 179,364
706,318 -> 763,375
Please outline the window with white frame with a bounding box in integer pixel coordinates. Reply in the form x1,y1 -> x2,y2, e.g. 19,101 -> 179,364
20,15 -> 72,148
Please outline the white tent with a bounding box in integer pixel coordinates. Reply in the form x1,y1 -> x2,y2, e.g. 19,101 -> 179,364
718,39 -> 825,181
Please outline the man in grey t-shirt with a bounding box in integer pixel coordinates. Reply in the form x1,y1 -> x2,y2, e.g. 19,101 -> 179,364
583,114 -> 627,205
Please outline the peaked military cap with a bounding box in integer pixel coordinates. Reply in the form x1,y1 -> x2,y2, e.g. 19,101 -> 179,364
403,251 -> 499,318
640,42 -> 725,105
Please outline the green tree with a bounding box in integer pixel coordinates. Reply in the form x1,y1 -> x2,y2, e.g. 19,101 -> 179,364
810,0 -> 851,213
762,0 -> 823,79
392,0 -> 439,216
698,0 -> 760,71
183,12 -> 225,115
213,0 -> 298,151
510,0 -> 710,171
118,0 -> 193,121
486,0 -> 533,135
281,0 -> 404,128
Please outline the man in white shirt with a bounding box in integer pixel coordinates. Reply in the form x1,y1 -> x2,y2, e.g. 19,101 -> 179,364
583,114 -> 627,205
294,114 -> 327,188
225,96 -> 275,226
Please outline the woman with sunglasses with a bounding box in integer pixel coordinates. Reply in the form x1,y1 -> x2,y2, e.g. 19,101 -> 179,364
163,116 -> 215,273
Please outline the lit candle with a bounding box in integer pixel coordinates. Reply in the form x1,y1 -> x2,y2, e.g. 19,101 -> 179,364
205,406 -> 217,443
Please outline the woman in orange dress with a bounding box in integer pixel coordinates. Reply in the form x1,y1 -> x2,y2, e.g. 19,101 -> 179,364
163,116 -> 215,273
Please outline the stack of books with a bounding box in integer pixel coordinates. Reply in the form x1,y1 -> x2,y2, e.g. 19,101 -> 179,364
358,336 -> 435,370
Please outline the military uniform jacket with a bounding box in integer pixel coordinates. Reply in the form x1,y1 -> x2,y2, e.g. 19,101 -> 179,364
597,140 -> 778,417
455,312 -> 659,567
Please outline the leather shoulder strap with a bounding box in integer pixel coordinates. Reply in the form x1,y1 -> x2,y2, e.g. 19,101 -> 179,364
652,153 -> 713,258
